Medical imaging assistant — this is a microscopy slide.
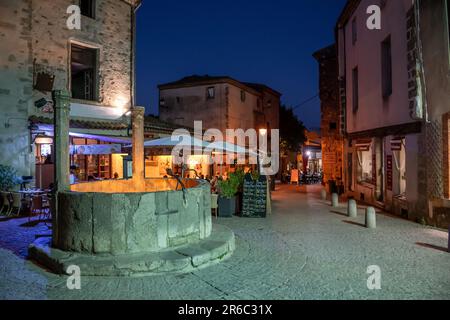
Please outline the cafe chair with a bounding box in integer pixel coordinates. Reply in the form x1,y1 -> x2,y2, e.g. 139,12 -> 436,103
8,192 -> 22,216
30,195 -> 50,215
0,192 -> 11,215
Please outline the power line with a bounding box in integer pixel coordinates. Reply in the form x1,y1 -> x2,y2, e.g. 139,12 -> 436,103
290,94 -> 319,111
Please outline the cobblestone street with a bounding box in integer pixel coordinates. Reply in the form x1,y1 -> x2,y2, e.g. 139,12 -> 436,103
0,184 -> 449,300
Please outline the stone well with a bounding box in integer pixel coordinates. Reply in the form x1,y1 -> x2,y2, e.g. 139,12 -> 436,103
56,179 -> 213,254
29,100 -> 235,276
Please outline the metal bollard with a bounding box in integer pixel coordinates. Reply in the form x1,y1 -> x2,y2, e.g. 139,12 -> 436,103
331,193 -> 339,208
348,199 -> 357,218
321,189 -> 327,201
365,207 -> 377,229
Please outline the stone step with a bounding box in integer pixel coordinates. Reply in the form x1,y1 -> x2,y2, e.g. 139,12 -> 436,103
28,224 -> 235,276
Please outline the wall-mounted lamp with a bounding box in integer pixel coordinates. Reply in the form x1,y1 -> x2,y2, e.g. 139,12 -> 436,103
34,134 -> 54,145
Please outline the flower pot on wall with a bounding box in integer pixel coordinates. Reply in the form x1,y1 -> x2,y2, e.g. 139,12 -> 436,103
218,196 -> 236,217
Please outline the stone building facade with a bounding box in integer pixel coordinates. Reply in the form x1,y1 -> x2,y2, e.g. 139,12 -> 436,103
415,0 -> 450,227
335,0 -> 449,228
313,45 -> 344,186
0,0 -> 140,177
158,75 -> 281,135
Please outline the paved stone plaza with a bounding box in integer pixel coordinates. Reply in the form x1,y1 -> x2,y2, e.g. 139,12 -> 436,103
0,184 -> 449,300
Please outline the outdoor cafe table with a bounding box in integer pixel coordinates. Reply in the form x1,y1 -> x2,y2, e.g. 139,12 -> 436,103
17,190 -> 49,213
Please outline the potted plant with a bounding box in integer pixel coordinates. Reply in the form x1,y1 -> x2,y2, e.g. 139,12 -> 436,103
0,165 -> 20,191
217,174 -> 239,217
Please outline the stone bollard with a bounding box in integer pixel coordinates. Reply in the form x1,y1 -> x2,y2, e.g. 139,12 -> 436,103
365,207 -> 377,229
331,193 -> 339,208
348,199 -> 357,218
321,189 -> 327,201
448,226 -> 450,253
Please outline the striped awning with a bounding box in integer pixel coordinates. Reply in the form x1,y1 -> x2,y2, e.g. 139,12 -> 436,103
355,139 -> 372,151
391,137 -> 404,151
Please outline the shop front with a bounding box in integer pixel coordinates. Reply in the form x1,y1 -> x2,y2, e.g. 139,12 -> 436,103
30,119 -> 131,188
70,136 -> 128,181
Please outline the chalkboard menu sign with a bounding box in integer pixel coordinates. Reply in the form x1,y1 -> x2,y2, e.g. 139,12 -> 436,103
242,174 -> 267,218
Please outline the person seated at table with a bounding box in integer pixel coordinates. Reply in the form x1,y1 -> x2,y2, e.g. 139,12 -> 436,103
69,166 -> 78,184
210,176 -> 219,193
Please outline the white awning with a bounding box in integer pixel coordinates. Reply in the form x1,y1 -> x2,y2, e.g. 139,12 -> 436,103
390,137 -> 404,151
70,144 -> 123,155
70,102 -> 127,120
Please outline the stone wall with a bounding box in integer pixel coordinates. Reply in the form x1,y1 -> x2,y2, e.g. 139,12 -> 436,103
414,0 -> 450,227
314,45 -> 344,184
0,0 -> 134,176
159,84 -> 228,131
159,81 -> 278,136
0,0 -> 34,175
56,180 -> 212,254
29,0 -> 133,109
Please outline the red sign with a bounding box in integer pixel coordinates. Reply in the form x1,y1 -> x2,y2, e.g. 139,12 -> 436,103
372,154 -> 377,186
386,155 -> 393,191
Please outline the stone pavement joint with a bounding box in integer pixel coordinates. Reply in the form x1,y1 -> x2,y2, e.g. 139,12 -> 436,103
0,184 -> 449,300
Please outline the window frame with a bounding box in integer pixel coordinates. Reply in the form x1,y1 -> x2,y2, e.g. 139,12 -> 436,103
240,90 -> 246,102
329,122 -> 337,130
79,0 -> 96,19
381,35 -> 393,99
206,86 -> 215,100
70,42 -> 100,102
357,148 -> 374,185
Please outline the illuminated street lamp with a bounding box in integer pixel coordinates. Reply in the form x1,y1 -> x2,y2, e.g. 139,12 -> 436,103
259,128 -> 267,137
258,128 -> 267,174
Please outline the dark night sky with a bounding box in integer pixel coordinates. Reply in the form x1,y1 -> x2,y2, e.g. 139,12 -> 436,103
135,0 -> 347,130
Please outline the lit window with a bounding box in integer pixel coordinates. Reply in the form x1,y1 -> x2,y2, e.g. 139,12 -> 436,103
357,148 -> 373,184
40,144 -> 52,157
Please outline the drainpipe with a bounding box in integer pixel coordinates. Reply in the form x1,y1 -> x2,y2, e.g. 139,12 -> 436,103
413,0 -> 429,123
